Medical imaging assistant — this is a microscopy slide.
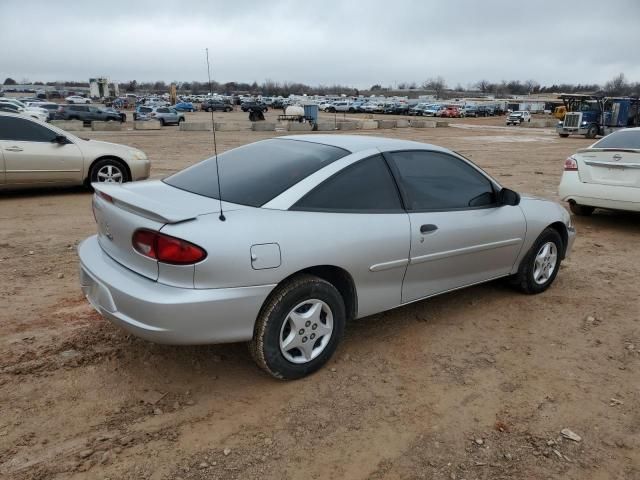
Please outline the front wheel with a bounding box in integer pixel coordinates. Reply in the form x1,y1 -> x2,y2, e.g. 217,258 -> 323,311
90,158 -> 130,185
511,228 -> 563,294
249,274 -> 345,380
585,124 -> 598,139
559,133 -> 569,138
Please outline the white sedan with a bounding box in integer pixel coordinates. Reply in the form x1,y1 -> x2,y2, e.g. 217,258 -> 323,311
65,95 -> 91,104
559,128 -> 640,215
0,99 -> 48,122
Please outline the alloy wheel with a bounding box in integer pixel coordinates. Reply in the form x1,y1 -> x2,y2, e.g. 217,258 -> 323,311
279,299 -> 334,364
533,242 -> 557,285
96,164 -> 124,183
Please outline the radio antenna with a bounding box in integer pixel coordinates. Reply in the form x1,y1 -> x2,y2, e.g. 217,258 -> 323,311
206,47 -> 225,221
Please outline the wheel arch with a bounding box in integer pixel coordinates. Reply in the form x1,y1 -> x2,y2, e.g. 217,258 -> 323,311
85,155 -> 131,185
547,221 -> 568,259
269,265 -> 358,322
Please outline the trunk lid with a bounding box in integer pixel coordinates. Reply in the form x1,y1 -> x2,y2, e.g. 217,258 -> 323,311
92,180 -> 234,280
575,148 -> 640,188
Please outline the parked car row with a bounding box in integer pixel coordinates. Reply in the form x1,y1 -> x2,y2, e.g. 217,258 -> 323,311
319,100 -> 505,117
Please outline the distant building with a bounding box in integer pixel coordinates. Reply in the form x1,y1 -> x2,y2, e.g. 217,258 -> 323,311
89,77 -> 119,98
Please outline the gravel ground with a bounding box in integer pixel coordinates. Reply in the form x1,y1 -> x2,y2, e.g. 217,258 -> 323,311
1,112 -> 638,480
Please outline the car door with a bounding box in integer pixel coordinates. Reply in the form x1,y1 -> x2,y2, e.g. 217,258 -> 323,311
290,154 -> 411,317
88,106 -> 103,121
168,108 -> 180,121
0,116 -> 84,185
386,150 -> 526,304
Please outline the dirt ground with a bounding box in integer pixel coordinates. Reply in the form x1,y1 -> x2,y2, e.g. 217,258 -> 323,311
1,112 -> 639,480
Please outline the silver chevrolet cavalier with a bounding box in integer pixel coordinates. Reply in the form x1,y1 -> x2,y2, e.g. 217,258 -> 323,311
78,135 -> 575,379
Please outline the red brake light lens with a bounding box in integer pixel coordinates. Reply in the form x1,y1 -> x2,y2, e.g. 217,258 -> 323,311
132,229 -> 206,265
564,156 -> 578,171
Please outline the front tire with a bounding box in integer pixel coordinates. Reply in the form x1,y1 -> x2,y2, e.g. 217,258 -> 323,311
559,133 -> 569,138
570,203 -> 595,216
585,124 -> 598,139
511,228 -> 563,294
250,274 -> 346,380
89,158 -> 130,185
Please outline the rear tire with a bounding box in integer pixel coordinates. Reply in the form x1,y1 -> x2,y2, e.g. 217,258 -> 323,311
249,274 -> 345,380
511,228 -> 563,294
570,203 -> 595,216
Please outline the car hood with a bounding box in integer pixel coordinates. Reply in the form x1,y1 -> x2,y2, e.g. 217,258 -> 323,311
71,138 -> 141,158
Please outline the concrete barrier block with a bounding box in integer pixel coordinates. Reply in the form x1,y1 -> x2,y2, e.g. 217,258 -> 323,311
359,120 -> 379,130
411,120 -> 436,128
251,122 -> 276,132
377,119 -> 396,129
91,121 -> 122,131
314,122 -> 336,131
179,122 -> 213,131
337,121 -> 359,131
134,120 -> 162,130
362,114 -> 374,119
395,119 -> 410,128
435,121 -> 449,128
50,120 -> 85,131
286,122 -> 314,132
525,119 -> 556,128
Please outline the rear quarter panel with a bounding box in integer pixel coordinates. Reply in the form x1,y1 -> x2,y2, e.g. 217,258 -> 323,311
161,207 -> 411,318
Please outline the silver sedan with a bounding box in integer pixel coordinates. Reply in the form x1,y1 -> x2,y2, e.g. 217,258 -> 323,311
78,135 -> 575,379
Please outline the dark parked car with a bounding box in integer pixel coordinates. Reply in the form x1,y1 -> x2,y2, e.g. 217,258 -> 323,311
241,101 -> 268,112
384,103 -> 410,114
201,99 -> 233,112
56,104 -> 123,123
33,103 -> 62,120
476,105 -> 493,117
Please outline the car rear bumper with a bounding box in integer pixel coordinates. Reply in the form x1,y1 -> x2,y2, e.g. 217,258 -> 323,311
559,172 -> 640,212
78,235 -> 275,345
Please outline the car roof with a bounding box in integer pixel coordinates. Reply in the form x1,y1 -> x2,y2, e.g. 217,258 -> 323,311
279,134 -> 450,154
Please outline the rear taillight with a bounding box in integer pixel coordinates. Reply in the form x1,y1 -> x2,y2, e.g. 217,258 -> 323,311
132,229 -> 207,265
564,156 -> 578,171
96,191 -> 113,203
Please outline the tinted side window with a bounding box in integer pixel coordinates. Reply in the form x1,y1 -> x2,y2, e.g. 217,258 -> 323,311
292,155 -> 402,212
0,116 -> 58,142
389,151 -> 495,211
158,108 -> 169,113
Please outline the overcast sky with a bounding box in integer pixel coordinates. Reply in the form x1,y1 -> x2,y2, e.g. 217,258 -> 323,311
1,0 -> 639,88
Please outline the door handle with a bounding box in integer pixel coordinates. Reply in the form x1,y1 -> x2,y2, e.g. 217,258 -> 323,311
420,224 -> 438,234
5,146 -> 23,152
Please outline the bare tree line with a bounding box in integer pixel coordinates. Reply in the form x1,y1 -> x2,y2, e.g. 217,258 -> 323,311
4,73 -> 638,98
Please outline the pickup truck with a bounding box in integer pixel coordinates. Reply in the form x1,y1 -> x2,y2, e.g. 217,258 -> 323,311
506,111 -> 531,125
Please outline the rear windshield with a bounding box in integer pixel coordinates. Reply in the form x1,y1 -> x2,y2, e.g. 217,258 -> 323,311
164,139 -> 349,207
593,130 -> 640,149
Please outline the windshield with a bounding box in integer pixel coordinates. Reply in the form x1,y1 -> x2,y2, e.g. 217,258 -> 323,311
164,138 -> 349,207
593,130 -> 640,149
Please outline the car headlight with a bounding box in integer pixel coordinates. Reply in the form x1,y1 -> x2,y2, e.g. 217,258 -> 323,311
128,149 -> 147,160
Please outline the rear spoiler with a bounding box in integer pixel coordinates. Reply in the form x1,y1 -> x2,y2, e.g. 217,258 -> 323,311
577,147 -> 640,154
93,183 -> 199,224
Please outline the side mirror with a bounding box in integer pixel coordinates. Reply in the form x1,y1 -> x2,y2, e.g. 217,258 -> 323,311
498,188 -> 520,206
53,134 -> 69,145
